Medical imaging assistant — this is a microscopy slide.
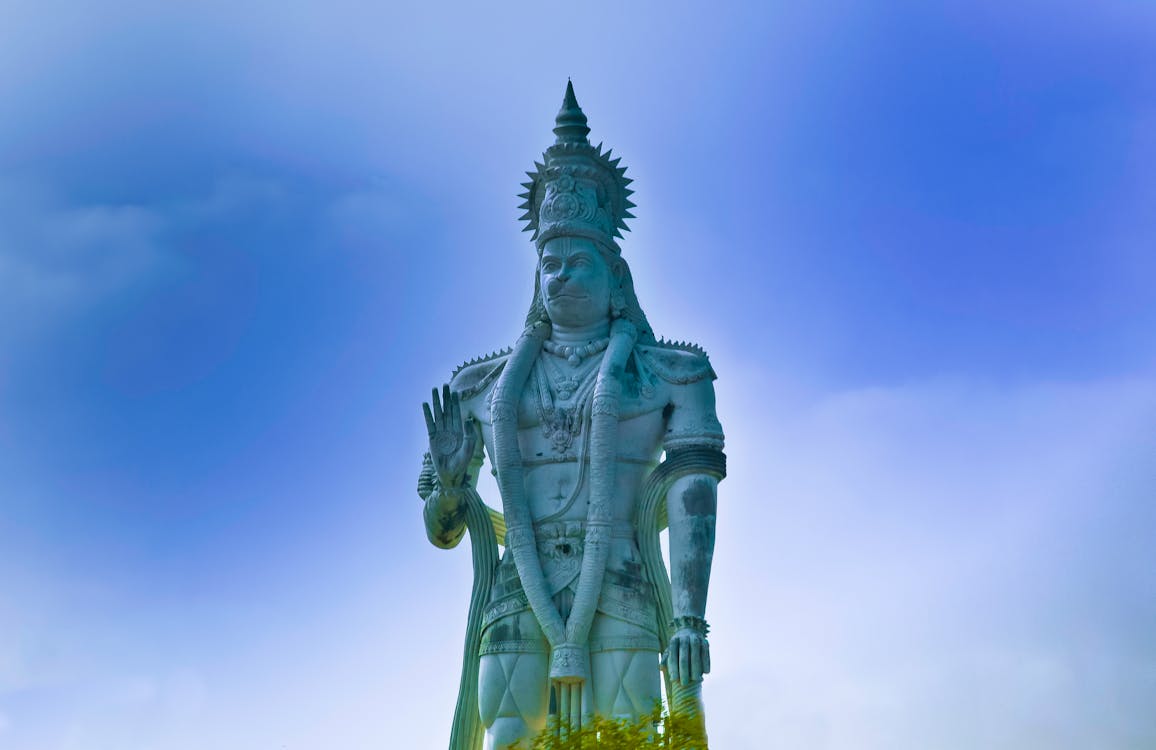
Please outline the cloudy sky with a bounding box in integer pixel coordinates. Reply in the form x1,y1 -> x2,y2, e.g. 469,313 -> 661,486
1,1 -> 1153,748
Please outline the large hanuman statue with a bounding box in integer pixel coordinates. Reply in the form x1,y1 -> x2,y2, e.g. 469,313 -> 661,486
417,82 -> 726,749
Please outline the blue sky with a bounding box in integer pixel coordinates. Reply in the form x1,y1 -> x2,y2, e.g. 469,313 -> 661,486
1,1 -> 1153,748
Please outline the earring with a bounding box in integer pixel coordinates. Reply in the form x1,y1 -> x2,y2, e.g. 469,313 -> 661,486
610,290 -> 626,318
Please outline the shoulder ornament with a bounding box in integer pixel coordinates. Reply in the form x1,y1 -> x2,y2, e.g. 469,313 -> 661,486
450,347 -> 512,400
636,338 -> 716,385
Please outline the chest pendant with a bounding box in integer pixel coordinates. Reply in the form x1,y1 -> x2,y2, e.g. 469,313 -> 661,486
543,406 -> 579,453
535,359 -> 597,454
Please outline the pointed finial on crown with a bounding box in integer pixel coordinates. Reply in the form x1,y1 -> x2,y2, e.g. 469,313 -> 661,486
553,79 -> 591,145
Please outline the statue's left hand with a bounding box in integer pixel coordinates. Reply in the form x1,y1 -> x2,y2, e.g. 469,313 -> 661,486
422,384 -> 477,491
665,627 -> 710,686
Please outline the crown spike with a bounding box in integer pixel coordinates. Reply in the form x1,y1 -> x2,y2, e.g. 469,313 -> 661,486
553,80 -> 591,145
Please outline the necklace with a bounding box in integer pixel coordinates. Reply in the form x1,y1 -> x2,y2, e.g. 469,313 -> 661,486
542,337 -> 609,367
533,360 -> 597,453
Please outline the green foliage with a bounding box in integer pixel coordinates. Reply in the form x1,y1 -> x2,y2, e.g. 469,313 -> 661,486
530,704 -> 708,749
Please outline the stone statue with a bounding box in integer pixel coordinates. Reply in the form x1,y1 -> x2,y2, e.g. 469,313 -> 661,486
417,82 -> 726,749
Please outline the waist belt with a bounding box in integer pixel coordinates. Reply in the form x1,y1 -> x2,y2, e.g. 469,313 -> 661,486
533,519 -> 635,540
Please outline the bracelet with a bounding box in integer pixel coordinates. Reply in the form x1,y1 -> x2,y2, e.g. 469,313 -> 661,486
671,615 -> 709,637
432,485 -> 465,500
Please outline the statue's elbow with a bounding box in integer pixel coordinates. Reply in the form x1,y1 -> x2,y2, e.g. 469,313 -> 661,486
426,523 -> 466,550
423,497 -> 467,549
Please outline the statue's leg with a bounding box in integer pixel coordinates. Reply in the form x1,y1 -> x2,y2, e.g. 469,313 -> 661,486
478,610 -> 550,749
589,614 -> 662,721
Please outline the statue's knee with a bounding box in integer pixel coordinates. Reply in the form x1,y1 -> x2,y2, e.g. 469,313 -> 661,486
478,655 -> 506,726
485,717 -> 532,750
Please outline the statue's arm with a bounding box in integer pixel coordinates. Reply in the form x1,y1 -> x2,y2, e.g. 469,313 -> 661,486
662,376 -> 724,685
667,471 -> 717,621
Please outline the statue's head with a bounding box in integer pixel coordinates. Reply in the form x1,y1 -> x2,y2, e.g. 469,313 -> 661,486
539,235 -> 621,328
520,81 -> 654,341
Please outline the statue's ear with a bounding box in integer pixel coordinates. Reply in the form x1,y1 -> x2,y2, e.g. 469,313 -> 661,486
611,257 -> 626,285
610,258 -> 628,319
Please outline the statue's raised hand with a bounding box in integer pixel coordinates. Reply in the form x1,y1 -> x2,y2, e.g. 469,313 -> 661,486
422,384 -> 477,491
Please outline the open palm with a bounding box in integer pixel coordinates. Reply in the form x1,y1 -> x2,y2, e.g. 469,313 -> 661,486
422,384 -> 477,490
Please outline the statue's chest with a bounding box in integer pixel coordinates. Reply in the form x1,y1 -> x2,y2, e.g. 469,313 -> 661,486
477,355 -> 668,461
523,356 -> 662,419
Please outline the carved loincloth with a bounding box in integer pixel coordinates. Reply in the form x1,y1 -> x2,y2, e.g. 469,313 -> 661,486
479,520 -> 661,656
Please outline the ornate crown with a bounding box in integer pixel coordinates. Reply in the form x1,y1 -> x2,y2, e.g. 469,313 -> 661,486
518,81 -> 636,254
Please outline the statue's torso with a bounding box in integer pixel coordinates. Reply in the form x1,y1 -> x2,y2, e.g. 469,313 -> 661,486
475,353 -> 666,528
453,342 -> 721,522
451,339 -> 722,655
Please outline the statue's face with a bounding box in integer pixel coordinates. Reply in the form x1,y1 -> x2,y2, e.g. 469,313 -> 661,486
539,236 -> 614,329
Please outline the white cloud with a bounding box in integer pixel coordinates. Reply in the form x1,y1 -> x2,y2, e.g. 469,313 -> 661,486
2,371 -> 1152,748
0,171 -> 307,363
707,370 -> 1156,749
0,178 -> 169,348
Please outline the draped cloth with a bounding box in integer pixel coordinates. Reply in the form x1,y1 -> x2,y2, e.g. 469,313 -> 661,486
447,487 -> 500,750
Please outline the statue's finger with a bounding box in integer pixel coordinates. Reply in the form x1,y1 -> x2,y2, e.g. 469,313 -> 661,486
679,637 -> 690,686
703,640 -> 711,674
431,387 -> 444,430
690,638 -> 703,683
451,390 -> 463,431
422,402 -> 436,436
666,642 -> 679,683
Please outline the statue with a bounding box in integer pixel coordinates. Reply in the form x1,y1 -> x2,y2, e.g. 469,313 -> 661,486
417,82 -> 726,749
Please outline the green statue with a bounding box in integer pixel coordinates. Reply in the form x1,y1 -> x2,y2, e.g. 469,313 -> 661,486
418,82 -> 726,749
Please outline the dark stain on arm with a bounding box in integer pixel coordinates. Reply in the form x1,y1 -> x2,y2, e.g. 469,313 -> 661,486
682,477 -> 717,517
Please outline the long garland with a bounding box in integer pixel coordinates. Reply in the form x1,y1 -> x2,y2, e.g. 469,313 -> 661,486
490,321 -> 566,646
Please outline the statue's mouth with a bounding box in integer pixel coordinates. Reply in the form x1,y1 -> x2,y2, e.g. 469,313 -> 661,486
548,293 -> 588,301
